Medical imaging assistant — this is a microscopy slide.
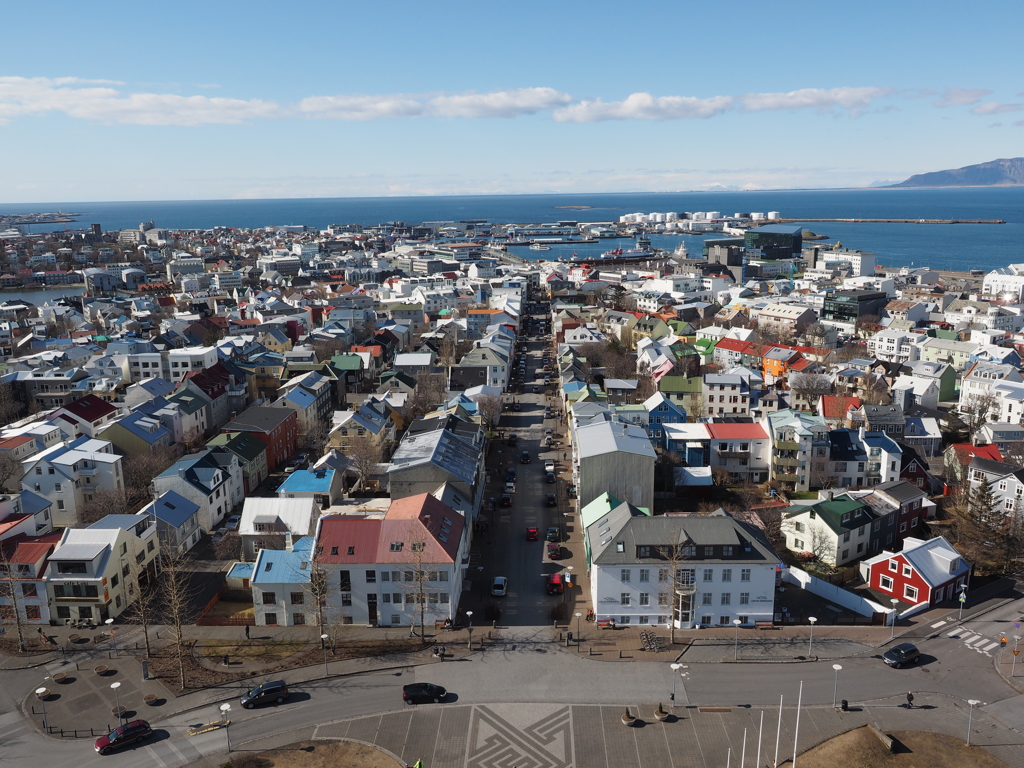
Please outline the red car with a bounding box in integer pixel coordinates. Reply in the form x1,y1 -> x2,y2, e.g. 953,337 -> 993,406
547,573 -> 564,594
547,542 -> 562,560
95,720 -> 153,755
526,527 -> 539,541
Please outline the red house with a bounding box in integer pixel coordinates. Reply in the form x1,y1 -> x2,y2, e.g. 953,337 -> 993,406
221,406 -> 297,471
862,535 -> 970,608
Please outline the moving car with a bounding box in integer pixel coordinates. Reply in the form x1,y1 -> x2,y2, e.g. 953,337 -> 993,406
241,680 -> 290,708
403,682 -> 448,705
506,468 -> 516,481
882,643 -> 920,668
513,402 -> 521,411
500,493 -> 513,507
545,493 -> 557,507
546,573 -> 564,594
520,451 -> 532,464
546,472 -> 556,484
546,526 -> 560,542
544,460 -> 555,473
526,527 -> 539,541
491,576 -> 508,596
507,433 -> 518,446
533,386 -> 539,394
95,720 -> 153,755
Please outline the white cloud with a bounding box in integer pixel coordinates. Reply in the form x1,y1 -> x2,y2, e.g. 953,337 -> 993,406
971,101 -> 1024,116
428,87 -> 571,118
0,76 -> 279,125
296,94 -> 425,120
740,87 -> 893,114
933,87 -> 992,107
553,92 -> 733,122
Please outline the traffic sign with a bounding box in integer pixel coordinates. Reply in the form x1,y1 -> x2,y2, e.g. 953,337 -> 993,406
1015,650 -> 1020,656
1016,622 -> 1021,629
959,594 -> 966,603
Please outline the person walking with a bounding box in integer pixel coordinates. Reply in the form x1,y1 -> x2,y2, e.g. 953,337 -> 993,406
244,624 -> 250,640
906,691 -> 914,709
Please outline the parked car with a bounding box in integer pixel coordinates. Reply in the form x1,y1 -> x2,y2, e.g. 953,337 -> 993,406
883,643 -> 920,668
403,682 -> 448,705
513,402 -> 522,411
544,460 -> 555,473
547,542 -> 562,560
95,720 -> 153,755
506,468 -> 516,481
225,515 -> 241,531
546,526 -> 560,542
526,527 -> 539,541
241,680 -> 290,708
491,576 -> 508,596
507,433 -> 518,446
504,481 -> 516,495
546,573 -> 564,595
533,386 -> 539,394
211,527 -> 228,543
546,472 -> 556,484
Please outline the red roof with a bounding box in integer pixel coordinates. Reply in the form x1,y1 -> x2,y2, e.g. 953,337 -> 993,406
0,435 -> 35,450
0,531 -> 62,564
948,443 -> 1002,466
706,423 -> 769,440
317,516 -> 382,564
53,394 -> 117,424
714,338 -> 755,353
378,494 -> 464,564
821,395 -> 861,419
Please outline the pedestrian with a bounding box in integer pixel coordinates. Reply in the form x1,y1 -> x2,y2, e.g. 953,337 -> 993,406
244,624 -> 250,640
906,691 -> 914,709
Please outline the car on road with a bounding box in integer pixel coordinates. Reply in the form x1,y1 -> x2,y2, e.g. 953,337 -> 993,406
506,468 -> 516,481
544,428 -> 553,437
507,433 -> 518,446
547,542 -> 562,560
545,493 -> 557,507
520,451 -> 531,464
513,402 -> 521,411
504,481 -> 516,494
491,576 -> 508,596
546,472 -> 556,484
403,682 -> 448,705
225,515 -> 241,531
883,643 -> 920,668
544,409 -> 552,419
526,527 -> 539,541
533,386 -> 539,393
546,573 -> 564,594
241,680 -> 290,708
95,720 -> 153,755
500,493 -> 513,507
546,526 -> 560,542
544,460 -> 555,473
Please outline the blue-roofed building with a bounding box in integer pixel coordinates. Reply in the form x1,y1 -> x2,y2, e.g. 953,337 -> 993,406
99,410 -> 173,455
141,490 -> 201,555
275,385 -> 319,436
251,536 -> 314,626
152,449 -> 243,532
227,561 -> 255,590
277,468 -> 342,507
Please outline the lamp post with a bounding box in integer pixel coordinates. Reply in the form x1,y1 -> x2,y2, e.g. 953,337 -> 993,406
574,612 -> 582,650
792,680 -> 804,768
958,584 -> 967,622
110,681 -> 122,722
105,617 -> 114,648
832,664 -> 843,709
670,662 -> 681,704
967,699 -> 980,746
890,599 -> 899,640
1013,636 -> 1021,678
807,617 -> 817,658
35,687 -> 48,731
320,633 -> 329,678
466,611 -> 474,651
220,703 -> 231,752
565,565 -> 573,604
733,619 -> 742,660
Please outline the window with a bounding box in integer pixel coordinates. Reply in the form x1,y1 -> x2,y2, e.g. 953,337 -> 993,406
147,540 -> 154,552
880,575 -> 893,590
621,569 -> 631,582
794,539 -> 804,549
658,594 -> 669,606
261,591 -> 276,605
889,560 -> 898,572
857,542 -> 864,553
719,616 -> 730,625
392,593 -> 402,605
22,583 -> 37,597
904,585 -> 918,602
57,500 -> 64,510
843,531 -> 851,543
723,546 -> 733,557
382,594 -> 391,603
330,546 -> 338,555
703,568 -> 714,582
54,482 -> 61,492
339,571 -> 351,590
56,606 -> 71,619
741,568 -> 751,582
639,593 -> 650,606
341,593 -> 352,607
740,593 -> 749,605
721,569 -> 732,582
795,522 -> 805,533
899,522 -> 907,533
290,592 -> 304,605
25,605 -> 40,620
292,613 -> 306,625
721,593 -> 731,605
639,569 -> 650,583
265,613 -> 278,625
638,546 -> 651,558
620,593 -> 631,606
366,570 -> 376,583
658,569 -> 669,582
902,564 -> 912,577
873,520 -> 881,531
704,546 -> 714,557
841,549 -> 849,560
701,592 -> 712,605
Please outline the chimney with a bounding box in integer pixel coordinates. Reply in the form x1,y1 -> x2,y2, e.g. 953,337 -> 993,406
828,491 -> 834,501
285,531 -> 294,552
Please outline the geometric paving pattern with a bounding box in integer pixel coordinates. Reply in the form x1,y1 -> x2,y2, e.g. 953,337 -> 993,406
467,705 -> 572,768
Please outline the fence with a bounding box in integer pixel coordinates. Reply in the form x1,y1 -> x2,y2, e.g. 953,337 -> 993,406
783,566 -> 888,619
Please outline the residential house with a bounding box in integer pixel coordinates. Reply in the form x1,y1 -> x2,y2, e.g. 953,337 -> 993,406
152,449 -> 241,532
861,536 -> 970,608
975,423 -> 1024,454
387,420 -> 484,516
849,403 -> 906,438
142,490 -> 201,556
206,431 -> 269,495
818,395 -> 861,430
958,361 -> 1024,416
21,437 -> 124,528
900,416 -> 942,457
239,497 -> 319,560
250,535 -> 315,627
765,410 -> 830,492
703,372 -> 753,417
900,360 -> 956,403
0,531 -> 62,625
967,457 -> 1024,518
48,394 -> 119,438
890,374 -> 940,411
707,422 -> 771,484
782,493 -> 874,568
604,379 -> 639,405
642,392 -> 687,443
827,428 -> 902,490
573,420 -> 656,511
98,411 -> 173,456
448,344 -> 509,391
943,443 -> 1002,487
855,480 -> 934,551
756,304 -> 817,340
221,406 -> 298,472
277,468 -> 344,508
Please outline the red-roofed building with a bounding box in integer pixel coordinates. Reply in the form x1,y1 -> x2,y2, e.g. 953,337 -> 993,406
313,493 -> 468,626
943,443 -> 1003,489
0,531 -> 62,625
819,395 -> 862,428
48,394 -> 119,438
706,422 -> 771,483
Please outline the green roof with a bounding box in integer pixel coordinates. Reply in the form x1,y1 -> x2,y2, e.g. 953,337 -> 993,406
207,431 -> 267,462
580,492 -> 622,530
659,375 -> 702,394
784,496 -> 868,534
331,353 -> 364,371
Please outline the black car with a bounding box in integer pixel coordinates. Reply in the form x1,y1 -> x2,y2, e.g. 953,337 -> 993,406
546,526 -> 560,542
403,682 -> 448,704
520,451 -> 532,464
506,468 -> 516,481
500,493 -> 513,507
94,720 -> 153,755
545,493 -> 557,507
513,402 -> 522,411
546,472 -> 556,484
882,643 -> 920,668
241,679 -> 289,708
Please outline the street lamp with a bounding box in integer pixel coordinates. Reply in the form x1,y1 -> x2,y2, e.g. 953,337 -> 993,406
670,662 -> 682,704
958,584 -> 968,622
105,617 -> 114,648
832,664 -> 843,709
35,687 -> 48,731
890,599 -> 899,640
466,611 -> 474,651
320,633 -> 329,678
967,699 -> 980,746
733,619 -> 742,660
565,565 -> 573,604
220,703 -> 231,753
110,681 -> 122,722
1013,636 -> 1021,678
574,612 -> 582,650
807,617 -> 817,658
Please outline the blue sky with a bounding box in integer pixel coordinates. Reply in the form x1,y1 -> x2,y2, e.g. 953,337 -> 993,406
1,0 -> 1020,202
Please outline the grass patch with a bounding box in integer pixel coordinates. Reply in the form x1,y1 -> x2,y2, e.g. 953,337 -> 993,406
199,639 -> 308,662
796,727 -> 1009,768
786,490 -> 819,500
204,601 -> 255,620
224,739 -> 401,768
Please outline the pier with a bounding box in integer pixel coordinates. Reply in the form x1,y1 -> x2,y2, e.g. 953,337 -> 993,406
774,217 -> 1004,225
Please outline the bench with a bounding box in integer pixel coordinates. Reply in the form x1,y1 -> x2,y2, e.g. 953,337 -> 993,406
755,620 -> 776,630
868,724 -> 893,753
435,620 -> 448,630
596,619 -> 615,630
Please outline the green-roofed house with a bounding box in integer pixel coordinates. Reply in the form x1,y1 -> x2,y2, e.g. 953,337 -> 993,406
782,492 -> 873,568
331,352 -> 367,390
658,375 -> 703,415
207,431 -> 269,494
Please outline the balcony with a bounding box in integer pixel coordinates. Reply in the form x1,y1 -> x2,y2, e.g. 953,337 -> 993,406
774,471 -> 798,482
77,467 -> 99,478
776,440 -> 800,451
716,446 -> 750,458
774,456 -> 798,468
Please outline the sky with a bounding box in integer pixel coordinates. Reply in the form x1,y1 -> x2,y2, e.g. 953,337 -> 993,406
0,0 -> 1021,203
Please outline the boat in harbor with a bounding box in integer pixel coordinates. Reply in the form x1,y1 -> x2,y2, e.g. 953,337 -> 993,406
529,243 -> 551,251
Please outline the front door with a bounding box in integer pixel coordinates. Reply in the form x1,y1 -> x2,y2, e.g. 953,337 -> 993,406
367,594 -> 378,626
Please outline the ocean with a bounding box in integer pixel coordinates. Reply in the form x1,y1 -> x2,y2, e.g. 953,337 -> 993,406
2,187 -> 1022,273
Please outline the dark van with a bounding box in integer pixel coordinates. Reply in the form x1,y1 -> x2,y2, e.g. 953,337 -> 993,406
241,680 -> 289,708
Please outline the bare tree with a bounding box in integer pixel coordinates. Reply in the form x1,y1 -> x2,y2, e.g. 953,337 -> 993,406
855,314 -> 881,339
122,447 -> 177,509
635,371 -> 657,401
157,551 -> 194,690
711,466 -> 732,486
300,419 -> 331,464
961,391 -> 1000,437
790,373 -> 833,411
475,394 -> 503,433
305,546 -> 329,640
655,541 -> 695,645
0,540 -> 27,652
0,383 -> 24,427
860,378 -> 892,405
735,503 -> 785,554
406,371 -> 447,422
0,452 -> 23,493
211,531 -> 242,561
311,337 -> 348,363
347,434 -> 382,493
121,541 -> 159,659
182,427 -> 206,454
78,488 -> 133,526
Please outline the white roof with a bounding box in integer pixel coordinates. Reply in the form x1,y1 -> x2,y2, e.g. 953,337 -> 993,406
576,421 -> 656,460
239,498 -> 318,537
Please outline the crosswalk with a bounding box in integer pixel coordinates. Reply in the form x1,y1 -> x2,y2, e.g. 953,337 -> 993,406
946,627 -> 1002,655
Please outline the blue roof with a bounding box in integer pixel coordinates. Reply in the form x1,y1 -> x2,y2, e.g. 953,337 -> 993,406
115,411 -> 171,445
19,490 -> 51,517
147,490 -> 200,528
228,562 -> 255,580
251,537 -> 314,585
283,388 -> 316,409
277,468 -> 334,494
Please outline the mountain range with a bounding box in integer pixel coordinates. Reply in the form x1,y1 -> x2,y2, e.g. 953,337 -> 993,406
889,157 -> 1024,187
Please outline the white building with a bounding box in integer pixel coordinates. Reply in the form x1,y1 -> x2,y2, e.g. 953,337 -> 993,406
21,438 -> 124,528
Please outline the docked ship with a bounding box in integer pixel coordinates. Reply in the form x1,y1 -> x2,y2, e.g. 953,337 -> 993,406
529,243 -> 551,251
600,235 -> 656,260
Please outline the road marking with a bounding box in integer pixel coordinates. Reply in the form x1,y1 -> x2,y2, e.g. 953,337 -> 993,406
965,636 -> 987,646
931,620 -> 948,628
946,629 -> 963,637
982,642 -> 999,652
